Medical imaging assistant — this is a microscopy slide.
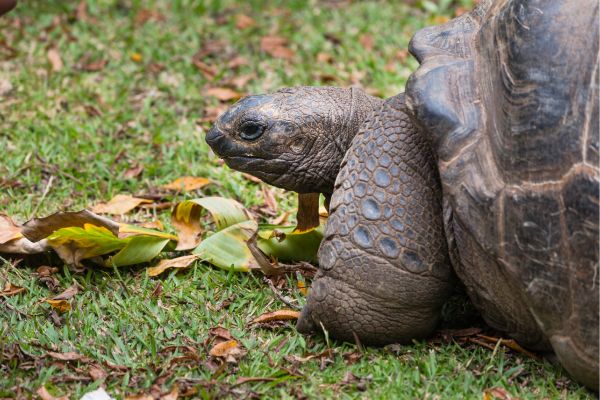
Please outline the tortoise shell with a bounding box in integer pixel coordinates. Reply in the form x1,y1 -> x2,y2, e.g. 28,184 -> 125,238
406,0 -> 599,388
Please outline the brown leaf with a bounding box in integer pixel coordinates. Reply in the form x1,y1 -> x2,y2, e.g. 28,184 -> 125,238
227,56 -> 249,69
124,163 -> 144,179
88,364 -> 108,381
80,58 -> 108,72
21,210 -> 120,242
358,34 -> 374,51
194,40 -> 226,60
483,387 -> 515,400
229,73 -> 254,90
47,48 -> 63,72
171,202 -> 203,251
53,284 -> 79,300
205,87 -> 242,102
316,52 -> 333,64
47,351 -> 88,361
251,309 -> 299,324
46,299 -> 71,313
209,326 -> 233,342
161,176 -> 211,192
37,266 -> 59,277
162,385 -> 179,400
0,282 -> 26,297
235,14 -> 256,29
135,9 -> 166,26
36,386 -> 68,400
0,214 -> 22,244
192,59 -> 217,80
147,255 -> 199,277
260,35 -> 295,59
91,194 -> 152,215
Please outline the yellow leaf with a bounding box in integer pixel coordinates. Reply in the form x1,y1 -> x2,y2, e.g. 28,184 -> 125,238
91,194 -> 152,215
131,52 -> 143,62
251,309 -> 300,324
209,340 -> 238,357
46,299 -> 71,313
161,176 -> 212,192
147,255 -> 199,277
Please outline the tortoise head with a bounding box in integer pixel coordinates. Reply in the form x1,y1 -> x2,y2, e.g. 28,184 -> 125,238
205,86 -> 382,194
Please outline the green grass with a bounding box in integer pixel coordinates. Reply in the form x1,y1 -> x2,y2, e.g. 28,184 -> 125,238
0,1 -> 594,398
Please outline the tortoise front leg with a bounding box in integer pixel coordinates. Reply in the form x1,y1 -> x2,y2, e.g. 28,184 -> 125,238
297,95 -> 454,344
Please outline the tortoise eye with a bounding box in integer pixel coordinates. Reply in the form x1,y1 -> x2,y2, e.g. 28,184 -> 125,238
239,121 -> 265,141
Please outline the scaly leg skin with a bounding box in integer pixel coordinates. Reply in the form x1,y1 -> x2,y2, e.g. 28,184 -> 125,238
297,94 -> 454,344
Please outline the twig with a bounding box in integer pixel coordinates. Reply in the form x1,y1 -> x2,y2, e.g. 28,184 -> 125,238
263,277 -> 299,310
32,175 -> 54,216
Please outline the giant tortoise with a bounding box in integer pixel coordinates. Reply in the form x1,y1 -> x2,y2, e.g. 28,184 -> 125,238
205,0 -> 599,389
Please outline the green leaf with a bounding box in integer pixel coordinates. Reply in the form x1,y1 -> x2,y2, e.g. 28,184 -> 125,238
174,197 -> 252,231
193,220 -> 259,272
109,236 -> 171,267
118,223 -> 178,240
257,224 -> 323,264
47,224 -> 127,264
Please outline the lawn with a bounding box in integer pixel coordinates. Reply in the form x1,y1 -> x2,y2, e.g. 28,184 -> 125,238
0,1 -> 594,398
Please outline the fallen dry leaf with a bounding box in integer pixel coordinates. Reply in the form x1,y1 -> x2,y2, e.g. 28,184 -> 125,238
21,210 -> 119,242
316,52 -> 333,64
80,58 -> 108,72
36,386 -> 68,400
91,194 -> 152,215
161,176 -> 211,192
135,8 -> 166,26
162,385 -> 179,400
147,255 -> 199,277
227,56 -> 249,69
0,214 -> 22,244
124,163 -> 144,179
171,203 -> 203,251
192,59 -> 217,80
47,48 -> 63,72
209,339 -> 246,363
46,299 -> 71,313
47,351 -> 88,362
358,34 -> 374,51
235,14 -> 256,29
53,284 -> 79,300
251,309 -> 299,324
483,387 -> 515,400
205,87 -> 242,102
260,35 -> 295,59
88,364 -> 108,381
0,282 -> 26,297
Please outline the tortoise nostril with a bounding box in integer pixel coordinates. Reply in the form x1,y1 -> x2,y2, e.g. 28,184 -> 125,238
205,126 -> 223,148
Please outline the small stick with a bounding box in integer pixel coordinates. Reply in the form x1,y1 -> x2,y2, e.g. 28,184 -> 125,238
32,175 -> 54,216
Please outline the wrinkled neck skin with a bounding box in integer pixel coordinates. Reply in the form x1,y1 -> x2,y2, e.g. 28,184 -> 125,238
282,87 -> 384,195
206,86 -> 384,196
